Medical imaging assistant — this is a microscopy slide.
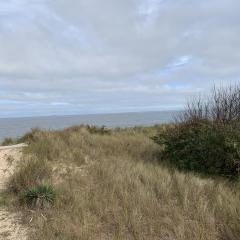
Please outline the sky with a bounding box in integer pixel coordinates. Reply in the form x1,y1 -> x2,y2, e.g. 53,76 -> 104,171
0,0 -> 240,117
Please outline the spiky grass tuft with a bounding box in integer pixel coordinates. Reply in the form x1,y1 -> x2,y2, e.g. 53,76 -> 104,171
21,183 -> 56,208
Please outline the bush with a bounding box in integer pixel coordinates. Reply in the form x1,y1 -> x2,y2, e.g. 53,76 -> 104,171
154,121 -> 240,177
21,183 -> 56,208
153,84 -> 240,178
180,84 -> 240,123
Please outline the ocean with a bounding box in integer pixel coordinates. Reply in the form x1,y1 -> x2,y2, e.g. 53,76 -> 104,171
0,111 -> 180,141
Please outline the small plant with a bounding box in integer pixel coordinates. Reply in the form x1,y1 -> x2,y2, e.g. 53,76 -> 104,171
21,183 -> 56,208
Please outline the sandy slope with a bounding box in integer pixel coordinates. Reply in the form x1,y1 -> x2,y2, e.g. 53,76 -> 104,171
0,144 -> 28,240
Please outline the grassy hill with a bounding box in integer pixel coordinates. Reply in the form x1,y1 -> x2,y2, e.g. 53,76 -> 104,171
4,125 -> 240,240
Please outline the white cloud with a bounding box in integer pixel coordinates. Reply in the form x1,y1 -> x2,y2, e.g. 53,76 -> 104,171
0,0 -> 239,117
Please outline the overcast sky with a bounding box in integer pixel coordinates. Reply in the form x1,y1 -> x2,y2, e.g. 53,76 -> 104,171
0,0 -> 239,117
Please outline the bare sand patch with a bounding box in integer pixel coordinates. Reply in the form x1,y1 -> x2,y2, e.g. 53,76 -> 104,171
0,144 -> 28,240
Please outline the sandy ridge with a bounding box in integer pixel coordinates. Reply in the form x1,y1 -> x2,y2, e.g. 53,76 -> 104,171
0,144 -> 28,240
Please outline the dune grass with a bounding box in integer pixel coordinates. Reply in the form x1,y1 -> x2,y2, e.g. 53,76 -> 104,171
6,125 -> 240,240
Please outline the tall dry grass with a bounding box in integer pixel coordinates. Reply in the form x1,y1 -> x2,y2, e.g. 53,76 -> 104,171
7,126 -> 240,240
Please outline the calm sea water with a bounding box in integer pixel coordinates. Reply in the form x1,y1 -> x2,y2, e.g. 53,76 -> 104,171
0,111 -> 180,141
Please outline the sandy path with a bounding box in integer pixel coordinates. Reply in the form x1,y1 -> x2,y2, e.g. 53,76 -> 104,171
0,144 -> 28,240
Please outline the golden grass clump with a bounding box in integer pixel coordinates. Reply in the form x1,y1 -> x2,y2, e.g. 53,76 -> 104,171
8,125 -> 240,240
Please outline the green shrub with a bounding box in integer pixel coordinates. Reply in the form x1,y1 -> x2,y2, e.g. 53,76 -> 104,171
153,84 -> 240,178
153,121 -> 240,178
21,183 -> 56,208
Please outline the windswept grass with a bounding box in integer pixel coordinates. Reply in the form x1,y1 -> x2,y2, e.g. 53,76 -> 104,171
7,156 -> 52,195
6,125 -> 240,240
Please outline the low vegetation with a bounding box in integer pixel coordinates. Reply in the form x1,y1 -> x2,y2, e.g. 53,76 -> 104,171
21,183 -> 56,208
3,84 -> 240,239
1,137 -> 14,146
3,123 -> 239,240
7,156 -> 52,195
153,85 -> 240,178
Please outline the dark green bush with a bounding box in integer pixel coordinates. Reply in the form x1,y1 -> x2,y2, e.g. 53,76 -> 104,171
153,121 -> 240,178
153,84 -> 240,178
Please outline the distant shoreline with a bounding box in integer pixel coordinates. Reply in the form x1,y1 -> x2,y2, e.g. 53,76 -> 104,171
0,110 -> 181,141
0,109 -> 182,120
